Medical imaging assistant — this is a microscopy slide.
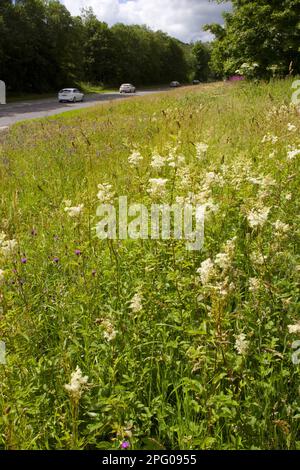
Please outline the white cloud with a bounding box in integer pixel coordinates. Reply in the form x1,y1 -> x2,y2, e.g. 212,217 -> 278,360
61,0 -> 231,43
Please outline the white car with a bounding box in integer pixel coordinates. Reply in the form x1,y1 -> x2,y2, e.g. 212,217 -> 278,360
119,83 -> 136,94
58,88 -> 84,103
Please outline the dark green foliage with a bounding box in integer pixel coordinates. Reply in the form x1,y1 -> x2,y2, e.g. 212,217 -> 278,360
206,0 -> 300,78
0,1 -> 191,92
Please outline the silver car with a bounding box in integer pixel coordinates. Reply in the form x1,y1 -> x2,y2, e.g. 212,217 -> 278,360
119,83 -> 136,94
58,88 -> 84,103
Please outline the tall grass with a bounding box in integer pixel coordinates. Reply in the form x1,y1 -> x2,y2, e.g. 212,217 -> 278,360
0,80 -> 299,449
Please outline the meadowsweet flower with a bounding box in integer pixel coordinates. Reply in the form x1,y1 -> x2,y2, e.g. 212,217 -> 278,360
234,333 -> 249,355
167,154 -> 185,168
177,167 -> 192,190
247,175 -> 275,187
205,171 -> 219,184
195,142 -> 208,159
101,320 -> 117,342
273,220 -> 290,236
247,207 -> 270,228
287,146 -> 300,161
128,151 -> 143,167
197,258 -> 215,285
204,200 -> 219,214
150,153 -> 166,169
287,123 -> 297,132
0,269 -> 5,284
0,239 -> 17,257
250,251 -> 266,265
64,366 -> 88,401
64,203 -> 84,218
249,277 -> 260,293
288,323 -> 300,334
261,133 -> 278,144
215,252 -> 231,270
97,183 -> 115,203
130,292 -> 143,313
147,178 -> 168,198
285,193 -> 292,201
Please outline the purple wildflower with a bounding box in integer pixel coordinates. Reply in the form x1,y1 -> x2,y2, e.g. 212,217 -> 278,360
121,441 -> 130,449
75,249 -> 82,256
21,258 -> 27,264
53,257 -> 59,263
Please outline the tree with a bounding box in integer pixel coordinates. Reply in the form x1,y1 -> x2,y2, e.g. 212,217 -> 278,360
206,0 -> 300,79
192,41 -> 211,82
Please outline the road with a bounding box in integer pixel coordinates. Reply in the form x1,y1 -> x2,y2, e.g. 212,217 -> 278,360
0,89 -> 166,129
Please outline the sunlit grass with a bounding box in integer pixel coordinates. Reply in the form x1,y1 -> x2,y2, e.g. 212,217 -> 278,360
0,79 -> 299,450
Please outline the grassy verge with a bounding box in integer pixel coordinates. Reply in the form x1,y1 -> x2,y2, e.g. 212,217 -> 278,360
0,80 -> 300,450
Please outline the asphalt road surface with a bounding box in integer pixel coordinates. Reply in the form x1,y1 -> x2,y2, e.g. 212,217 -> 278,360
0,89 -> 166,129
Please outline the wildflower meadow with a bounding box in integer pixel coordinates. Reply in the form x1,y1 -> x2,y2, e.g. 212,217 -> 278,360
0,79 -> 300,450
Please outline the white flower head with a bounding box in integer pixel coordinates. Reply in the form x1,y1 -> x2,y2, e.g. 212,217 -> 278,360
64,204 -> 84,218
287,123 -> 297,132
234,333 -> 249,355
101,319 -> 117,342
147,178 -> 168,198
273,220 -> 290,236
64,366 -> 88,401
261,133 -> 278,144
250,251 -> 266,266
247,207 -> 270,228
249,277 -> 260,293
288,323 -> 300,334
150,153 -> 166,169
130,292 -> 143,313
128,151 -> 143,167
287,146 -> 300,161
1,239 -> 17,257
97,183 -> 115,203
0,269 -> 5,284
167,154 -> 185,168
195,142 -> 209,159
197,258 -> 215,285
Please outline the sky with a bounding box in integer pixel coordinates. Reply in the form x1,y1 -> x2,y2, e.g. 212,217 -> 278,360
61,0 -> 231,43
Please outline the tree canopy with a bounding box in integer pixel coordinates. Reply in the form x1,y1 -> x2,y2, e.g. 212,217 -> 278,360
206,0 -> 300,78
0,0 -> 194,92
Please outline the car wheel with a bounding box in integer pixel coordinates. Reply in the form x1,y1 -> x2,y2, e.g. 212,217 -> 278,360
73,97 -> 76,103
